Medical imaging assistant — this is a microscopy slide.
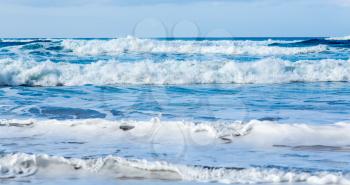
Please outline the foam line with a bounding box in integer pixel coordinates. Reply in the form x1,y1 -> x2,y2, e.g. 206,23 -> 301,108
62,37 -> 327,56
0,152 -> 349,184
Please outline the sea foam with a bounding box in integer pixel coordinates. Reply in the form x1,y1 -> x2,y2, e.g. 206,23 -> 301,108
0,152 -> 349,184
326,35 -> 350,41
62,37 -> 327,56
0,58 -> 349,86
1,118 -> 350,147
2,119 -> 350,184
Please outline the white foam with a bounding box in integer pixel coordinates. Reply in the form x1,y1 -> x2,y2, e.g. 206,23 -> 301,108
0,152 -> 349,184
1,119 -> 350,147
62,37 -> 327,56
326,35 -> 350,41
1,58 -> 350,86
0,39 -> 36,43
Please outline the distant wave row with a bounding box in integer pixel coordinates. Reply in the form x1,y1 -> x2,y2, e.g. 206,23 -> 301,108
0,58 -> 350,86
2,37 -> 349,56
62,37 -> 328,56
326,35 -> 350,41
1,36 -> 349,57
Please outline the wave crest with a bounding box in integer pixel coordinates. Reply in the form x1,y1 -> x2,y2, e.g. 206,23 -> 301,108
0,152 -> 349,184
1,58 -> 350,86
2,118 -> 350,146
62,37 -> 327,56
326,35 -> 350,41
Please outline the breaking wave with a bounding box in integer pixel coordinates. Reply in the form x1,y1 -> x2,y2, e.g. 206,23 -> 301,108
270,38 -> 350,48
0,39 -> 51,48
2,118 -> 350,184
0,152 -> 349,184
62,37 -> 327,56
1,58 -> 350,86
326,35 -> 350,41
1,118 -> 350,146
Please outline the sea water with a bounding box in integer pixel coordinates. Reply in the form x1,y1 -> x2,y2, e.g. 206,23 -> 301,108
0,36 -> 350,184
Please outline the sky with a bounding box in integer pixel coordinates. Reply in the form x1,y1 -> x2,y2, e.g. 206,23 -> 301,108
0,0 -> 349,38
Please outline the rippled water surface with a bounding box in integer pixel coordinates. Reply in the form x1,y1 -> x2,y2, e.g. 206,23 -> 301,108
1,37 -> 350,185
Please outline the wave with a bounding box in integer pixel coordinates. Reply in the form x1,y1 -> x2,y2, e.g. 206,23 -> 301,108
270,38 -> 350,48
0,152 -> 349,184
1,58 -> 350,86
326,36 -> 350,41
2,118 -> 350,147
0,39 -> 51,48
61,37 -> 327,56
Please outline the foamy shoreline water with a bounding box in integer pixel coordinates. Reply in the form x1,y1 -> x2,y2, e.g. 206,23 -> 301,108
1,152 -> 349,184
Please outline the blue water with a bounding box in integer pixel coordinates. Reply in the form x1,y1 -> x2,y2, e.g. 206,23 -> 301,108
0,37 -> 350,184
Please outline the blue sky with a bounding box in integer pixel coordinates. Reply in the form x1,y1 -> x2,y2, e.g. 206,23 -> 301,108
0,0 -> 349,38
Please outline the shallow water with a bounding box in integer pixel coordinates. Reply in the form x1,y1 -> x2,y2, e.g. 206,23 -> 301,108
0,37 -> 350,184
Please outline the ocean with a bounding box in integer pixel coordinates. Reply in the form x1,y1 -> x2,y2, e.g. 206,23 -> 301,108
0,36 -> 350,184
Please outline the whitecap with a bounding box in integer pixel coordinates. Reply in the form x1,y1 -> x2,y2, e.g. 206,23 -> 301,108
0,58 -> 350,86
62,37 -> 327,56
0,152 -> 349,184
326,35 -> 350,41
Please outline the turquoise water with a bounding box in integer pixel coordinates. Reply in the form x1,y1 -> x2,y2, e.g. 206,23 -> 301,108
0,37 -> 350,184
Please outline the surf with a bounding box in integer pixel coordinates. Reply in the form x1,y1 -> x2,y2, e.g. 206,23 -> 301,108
1,118 -> 350,147
61,37 -> 327,56
0,152 -> 349,184
1,58 -> 350,86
